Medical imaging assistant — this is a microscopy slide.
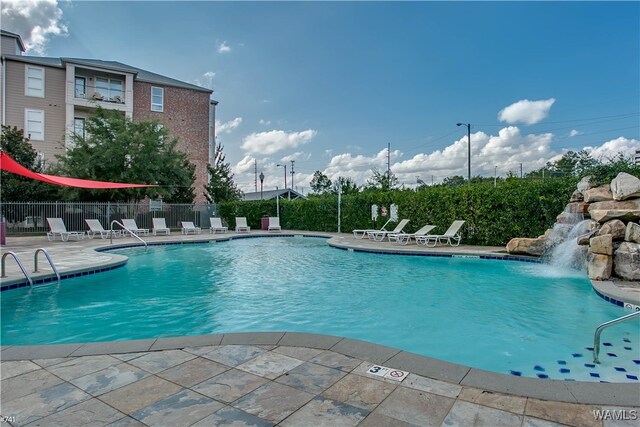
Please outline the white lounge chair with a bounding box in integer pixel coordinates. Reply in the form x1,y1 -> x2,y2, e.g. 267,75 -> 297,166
415,220 -> 465,247
152,218 -> 170,235
121,219 -> 149,236
368,219 -> 410,242
46,218 -> 85,241
268,217 -> 281,232
389,224 -> 436,245
353,218 -> 391,239
85,219 -> 121,239
209,217 -> 228,234
181,221 -> 202,235
235,217 -> 250,233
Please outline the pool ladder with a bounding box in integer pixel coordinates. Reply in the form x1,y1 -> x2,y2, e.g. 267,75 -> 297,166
1,248 -> 60,287
110,220 -> 147,250
593,310 -> 640,363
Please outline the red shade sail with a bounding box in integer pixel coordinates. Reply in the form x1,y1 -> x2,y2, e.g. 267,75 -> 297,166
0,151 -> 156,189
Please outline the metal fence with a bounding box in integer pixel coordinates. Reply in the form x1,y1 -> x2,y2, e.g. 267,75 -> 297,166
0,202 -> 217,235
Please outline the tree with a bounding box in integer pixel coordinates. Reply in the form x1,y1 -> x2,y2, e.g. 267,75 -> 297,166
0,125 -> 59,201
310,171 -> 332,194
332,177 -> 359,195
53,108 -> 196,202
442,175 -> 465,187
365,167 -> 399,191
204,142 -> 243,204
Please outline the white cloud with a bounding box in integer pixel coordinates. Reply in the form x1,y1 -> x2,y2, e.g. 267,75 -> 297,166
583,137 -> 640,161
569,129 -> 582,137
217,41 -> 231,53
234,155 -> 256,175
241,129 -> 317,155
498,98 -> 556,125
216,117 -> 242,135
193,71 -> 215,90
322,148 -> 402,184
259,119 -> 271,126
1,0 -> 67,55
280,152 -> 311,162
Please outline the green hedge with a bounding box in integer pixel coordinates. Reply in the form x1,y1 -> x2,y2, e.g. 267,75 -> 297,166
218,178 -> 577,246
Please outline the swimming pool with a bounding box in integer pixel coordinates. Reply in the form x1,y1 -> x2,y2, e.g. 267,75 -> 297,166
1,236 -> 638,382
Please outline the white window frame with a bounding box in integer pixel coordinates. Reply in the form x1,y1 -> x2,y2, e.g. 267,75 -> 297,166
25,109 -> 45,141
74,117 -> 86,138
74,76 -> 86,98
151,86 -> 164,112
25,65 -> 45,97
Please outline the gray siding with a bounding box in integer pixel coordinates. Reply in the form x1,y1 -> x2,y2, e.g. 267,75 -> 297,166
4,60 -> 67,163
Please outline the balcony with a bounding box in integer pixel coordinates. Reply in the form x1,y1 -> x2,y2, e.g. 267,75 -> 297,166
74,83 -> 126,104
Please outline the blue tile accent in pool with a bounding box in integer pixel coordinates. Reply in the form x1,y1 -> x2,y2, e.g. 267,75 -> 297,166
592,288 -> 633,309
626,375 -> 639,380
537,374 -> 549,379
624,347 -> 632,350
0,261 -> 127,292
615,367 -> 627,372
560,368 -> 570,373
624,338 -> 631,343
607,353 -> 618,357
557,360 -> 567,365
603,342 -> 612,346
509,370 -> 522,376
572,353 -> 583,358
534,365 -> 545,372
585,363 -> 596,368
590,373 -> 601,378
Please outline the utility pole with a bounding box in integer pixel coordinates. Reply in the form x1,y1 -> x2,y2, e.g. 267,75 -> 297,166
290,160 -> 295,191
494,166 -> 497,188
277,164 -> 287,189
520,163 -> 523,179
254,160 -> 257,192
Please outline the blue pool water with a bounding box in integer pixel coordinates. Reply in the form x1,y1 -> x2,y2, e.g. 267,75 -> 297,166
2,236 -> 639,382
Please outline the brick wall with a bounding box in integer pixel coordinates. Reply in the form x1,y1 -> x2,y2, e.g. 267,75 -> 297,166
132,82 -> 211,204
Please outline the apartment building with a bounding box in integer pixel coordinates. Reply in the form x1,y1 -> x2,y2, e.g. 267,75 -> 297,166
0,30 -> 217,203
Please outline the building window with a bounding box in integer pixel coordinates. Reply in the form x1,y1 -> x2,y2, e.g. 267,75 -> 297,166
75,77 -> 86,98
25,66 -> 44,97
94,77 -> 123,102
74,118 -> 85,138
25,109 -> 44,141
151,86 -> 164,112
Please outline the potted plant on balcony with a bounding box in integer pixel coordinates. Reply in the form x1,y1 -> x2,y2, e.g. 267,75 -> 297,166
92,92 -> 104,101
112,95 -> 122,103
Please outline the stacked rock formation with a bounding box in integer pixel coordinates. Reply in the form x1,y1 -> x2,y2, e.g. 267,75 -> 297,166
506,172 -> 640,281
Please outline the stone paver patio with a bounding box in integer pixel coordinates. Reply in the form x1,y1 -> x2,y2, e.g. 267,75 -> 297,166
1,232 -> 639,426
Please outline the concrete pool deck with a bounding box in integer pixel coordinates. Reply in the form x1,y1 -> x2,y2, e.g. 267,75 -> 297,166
1,232 -> 639,426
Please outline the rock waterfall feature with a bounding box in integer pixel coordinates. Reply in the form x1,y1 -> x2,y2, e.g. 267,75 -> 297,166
506,172 -> 640,281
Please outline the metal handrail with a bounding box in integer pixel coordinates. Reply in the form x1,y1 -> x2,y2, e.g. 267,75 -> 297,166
593,310 -> 640,363
1,251 -> 33,286
34,248 -> 61,281
110,220 -> 147,250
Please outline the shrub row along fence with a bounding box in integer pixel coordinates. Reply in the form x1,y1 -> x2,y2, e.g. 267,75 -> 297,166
1,201 -> 217,235
218,179 -> 577,247
2,178 -> 576,246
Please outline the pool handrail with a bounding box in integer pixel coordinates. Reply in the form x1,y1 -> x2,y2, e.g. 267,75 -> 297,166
1,251 -> 33,286
593,310 -> 640,363
110,220 -> 148,250
34,248 -> 60,282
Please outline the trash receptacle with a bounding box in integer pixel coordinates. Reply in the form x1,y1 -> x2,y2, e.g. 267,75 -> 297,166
0,216 -> 6,246
261,216 -> 269,230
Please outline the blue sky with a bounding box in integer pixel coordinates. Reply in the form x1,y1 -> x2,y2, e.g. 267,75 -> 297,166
3,1 -> 639,192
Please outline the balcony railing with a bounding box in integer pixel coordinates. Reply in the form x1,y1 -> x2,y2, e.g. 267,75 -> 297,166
74,83 -> 126,104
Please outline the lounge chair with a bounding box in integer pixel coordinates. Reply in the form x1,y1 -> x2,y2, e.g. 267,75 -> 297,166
268,217 -> 281,232
352,218 -> 392,239
415,220 -> 465,247
389,224 -> 436,245
121,219 -> 149,236
152,218 -> 170,235
235,217 -> 250,233
209,217 -> 228,234
181,221 -> 202,235
46,218 -> 85,241
85,219 -> 121,239
368,219 -> 410,242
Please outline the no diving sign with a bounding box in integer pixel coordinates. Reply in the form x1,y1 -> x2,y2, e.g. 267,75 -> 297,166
367,365 -> 408,382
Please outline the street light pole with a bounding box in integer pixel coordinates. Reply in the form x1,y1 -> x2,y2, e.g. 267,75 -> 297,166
259,172 -> 264,200
457,123 -> 471,182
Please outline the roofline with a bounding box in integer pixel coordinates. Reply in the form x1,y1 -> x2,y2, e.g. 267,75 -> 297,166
60,58 -> 140,75
1,55 -> 62,68
0,30 -> 25,52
